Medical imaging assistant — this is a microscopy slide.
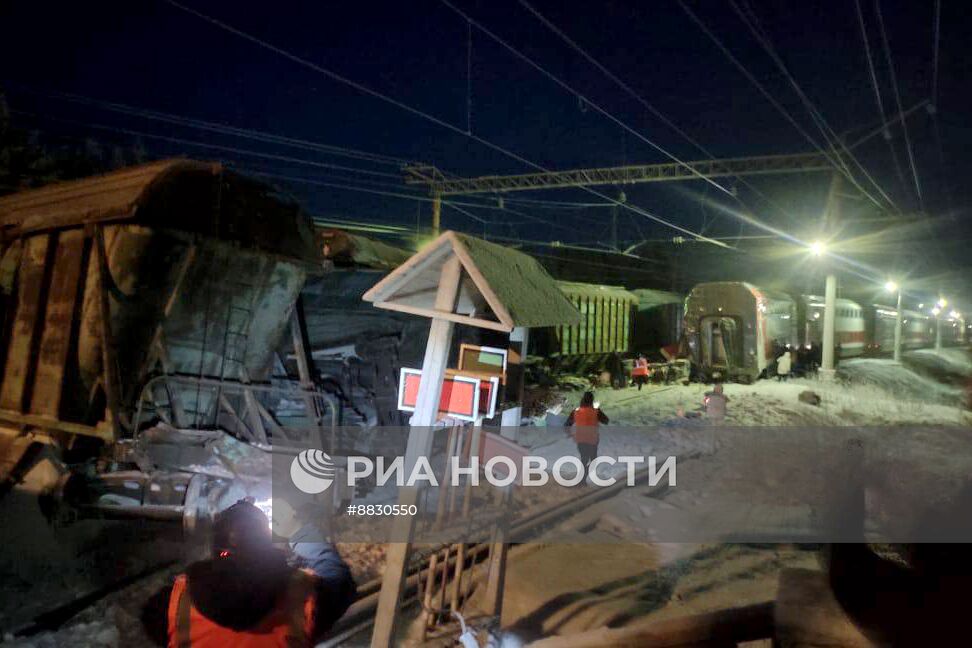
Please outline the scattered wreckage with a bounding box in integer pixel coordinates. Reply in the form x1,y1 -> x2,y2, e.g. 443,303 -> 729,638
0,160 -> 376,537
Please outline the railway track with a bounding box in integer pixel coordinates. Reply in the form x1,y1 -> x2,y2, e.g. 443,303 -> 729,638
323,452 -> 698,645
6,451 -> 696,644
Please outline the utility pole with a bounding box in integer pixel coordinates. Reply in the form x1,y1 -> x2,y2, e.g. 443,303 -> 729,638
610,205 -> 618,251
819,173 -> 841,377
431,189 -> 442,236
821,274 -> 837,374
893,288 -> 903,362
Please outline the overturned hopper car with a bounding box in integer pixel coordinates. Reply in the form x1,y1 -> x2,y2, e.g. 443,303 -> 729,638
0,160 -> 341,536
0,159 -> 321,442
683,282 -> 797,383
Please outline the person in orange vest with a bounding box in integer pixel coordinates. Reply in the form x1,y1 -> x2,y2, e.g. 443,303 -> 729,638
141,498 -> 355,647
564,391 -> 609,484
631,354 -> 651,390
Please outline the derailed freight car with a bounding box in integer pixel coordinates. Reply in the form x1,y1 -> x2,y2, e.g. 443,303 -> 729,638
0,159 -> 321,442
682,282 -> 796,383
545,281 -> 638,356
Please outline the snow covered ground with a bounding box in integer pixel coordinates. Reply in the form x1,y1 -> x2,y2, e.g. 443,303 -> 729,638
5,353 -> 970,647
531,358 -> 972,428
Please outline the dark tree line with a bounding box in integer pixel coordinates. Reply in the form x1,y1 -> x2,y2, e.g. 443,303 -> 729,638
0,93 -> 148,197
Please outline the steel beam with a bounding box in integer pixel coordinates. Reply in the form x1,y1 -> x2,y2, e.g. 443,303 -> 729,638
405,152 -> 830,196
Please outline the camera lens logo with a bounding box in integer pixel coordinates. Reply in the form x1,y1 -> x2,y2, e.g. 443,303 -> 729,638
290,450 -> 335,494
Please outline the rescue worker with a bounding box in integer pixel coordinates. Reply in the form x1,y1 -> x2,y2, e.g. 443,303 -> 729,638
631,355 -> 650,390
142,498 -> 355,647
703,383 -> 729,423
564,391 -> 609,484
776,350 -> 792,381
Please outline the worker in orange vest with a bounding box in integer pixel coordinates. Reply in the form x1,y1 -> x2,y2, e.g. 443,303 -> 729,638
564,391 -> 609,484
141,498 -> 355,647
631,355 -> 651,390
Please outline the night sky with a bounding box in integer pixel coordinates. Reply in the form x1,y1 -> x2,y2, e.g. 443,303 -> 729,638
1,1 -> 969,301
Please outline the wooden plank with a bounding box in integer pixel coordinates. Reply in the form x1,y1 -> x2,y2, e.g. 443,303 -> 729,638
483,486 -> 513,617
0,234 -> 50,412
32,229 -> 86,417
362,235 -> 452,303
0,408 -> 114,442
372,299 -> 512,332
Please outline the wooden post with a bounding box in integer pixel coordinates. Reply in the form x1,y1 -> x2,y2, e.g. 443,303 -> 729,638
450,542 -> 465,613
371,255 -> 462,648
435,425 -> 459,528
462,417 -> 482,518
500,326 -> 529,440
483,485 -> 513,619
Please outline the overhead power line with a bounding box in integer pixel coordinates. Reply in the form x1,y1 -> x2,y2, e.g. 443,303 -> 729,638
932,0 -> 941,104
439,0 -> 740,199
237,167 -> 580,233
676,0 -> 889,212
514,0 -> 803,232
874,0 -> 924,212
727,0 -> 897,212
163,0 -> 731,248
8,84 -> 411,167
852,0 -> 911,202
10,109 -> 402,179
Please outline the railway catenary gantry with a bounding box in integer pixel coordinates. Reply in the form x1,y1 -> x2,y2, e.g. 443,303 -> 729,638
404,152 -> 831,196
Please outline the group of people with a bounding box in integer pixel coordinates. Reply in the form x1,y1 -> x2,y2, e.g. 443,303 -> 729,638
771,342 -> 824,379
564,381 -> 732,484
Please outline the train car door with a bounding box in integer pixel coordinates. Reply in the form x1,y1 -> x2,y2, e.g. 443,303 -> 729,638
700,316 -> 740,372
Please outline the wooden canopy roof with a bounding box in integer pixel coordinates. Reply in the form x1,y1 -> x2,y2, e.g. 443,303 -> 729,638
362,230 -> 582,332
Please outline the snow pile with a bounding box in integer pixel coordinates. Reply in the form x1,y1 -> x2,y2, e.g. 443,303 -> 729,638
904,348 -> 972,384
838,358 -> 964,407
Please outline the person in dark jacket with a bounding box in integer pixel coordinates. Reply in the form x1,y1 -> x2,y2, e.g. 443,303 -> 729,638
564,391 -> 609,484
142,498 -> 355,647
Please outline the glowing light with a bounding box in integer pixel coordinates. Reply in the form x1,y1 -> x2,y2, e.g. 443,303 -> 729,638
950,310 -> 960,319
254,498 -> 274,531
813,312 -> 821,319
810,241 -> 826,257
932,307 -> 941,316
884,281 -> 898,293
918,303 -> 924,309
937,298 -> 948,308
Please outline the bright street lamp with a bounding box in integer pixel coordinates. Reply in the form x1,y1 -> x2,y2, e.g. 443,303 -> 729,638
937,297 -> 948,309
884,280 -> 898,293
810,241 -> 826,257
932,306 -> 941,316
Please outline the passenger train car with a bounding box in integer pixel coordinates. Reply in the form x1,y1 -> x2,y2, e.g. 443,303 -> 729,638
682,282 -> 795,383
683,281 -> 964,383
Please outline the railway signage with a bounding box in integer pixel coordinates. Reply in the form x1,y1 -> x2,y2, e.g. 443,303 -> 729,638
397,368 -> 498,422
